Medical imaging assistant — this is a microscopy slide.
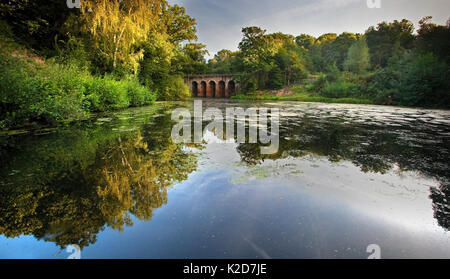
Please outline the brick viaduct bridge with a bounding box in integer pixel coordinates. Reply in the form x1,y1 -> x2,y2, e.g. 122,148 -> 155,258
185,74 -> 240,98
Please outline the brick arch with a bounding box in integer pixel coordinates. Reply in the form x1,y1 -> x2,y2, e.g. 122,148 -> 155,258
199,81 -> 207,97
208,80 -> 216,98
218,81 -> 226,98
227,80 -> 236,97
191,81 -> 199,97
185,74 -> 240,98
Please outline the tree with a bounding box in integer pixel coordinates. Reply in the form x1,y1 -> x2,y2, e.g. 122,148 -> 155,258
139,33 -> 176,89
396,53 -> 449,107
416,16 -> 450,64
214,49 -> 233,62
275,47 -> 307,86
208,49 -> 235,74
183,43 -> 209,63
267,32 -> 296,48
344,38 -> 370,73
176,43 -> 209,74
80,0 -> 166,73
310,33 -> 337,71
316,33 -> 337,45
234,28 -> 310,90
238,26 -> 267,52
0,0 -> 74,52
322,32 -> 357,70
161,4 -> 197,44
238,27 -> 278,90
295,34 -> 315,50
365,19 -> 415,68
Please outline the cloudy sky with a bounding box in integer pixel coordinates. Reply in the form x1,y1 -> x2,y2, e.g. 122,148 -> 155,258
168,0 -> 449,58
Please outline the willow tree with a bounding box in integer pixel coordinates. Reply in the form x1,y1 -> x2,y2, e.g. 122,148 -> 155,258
80,0 -> 166,74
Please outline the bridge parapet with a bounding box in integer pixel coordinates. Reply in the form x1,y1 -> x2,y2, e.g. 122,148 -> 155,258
185,74 -> 240,98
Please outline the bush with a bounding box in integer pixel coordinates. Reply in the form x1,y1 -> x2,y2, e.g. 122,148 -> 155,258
365,65 -> 402,105
0,64 -> 34,126
0,49 -> 87,126
325,63 -> 341,82
83,75 -> 129,112
0,21 -> 163,130
311,74 -> 326,92
54,36 -> 91,71
157,75 -> 190,101
123,77 -> 156,107
27,77 -> 85,124
364,53 -> 449,108
83,75 -> 157,111
320,79 -> 357,98
396,53 -> 449,107
1,47 -> 156,129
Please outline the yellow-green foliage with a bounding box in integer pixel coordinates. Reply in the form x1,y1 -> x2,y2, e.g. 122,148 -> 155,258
157,76 -> 190,101
80,0 -> 165,73
0,40 -> 155,129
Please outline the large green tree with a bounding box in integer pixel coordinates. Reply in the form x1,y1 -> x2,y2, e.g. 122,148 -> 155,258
416,16 -> 450,64
365,19 -> 415,68
238,27 -> 277,90
79,0 -> 166,73
0,0 -> 74,52
161,4 -> 197,44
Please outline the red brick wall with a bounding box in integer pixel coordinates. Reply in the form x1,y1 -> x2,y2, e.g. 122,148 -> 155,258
185,75 -> 240,98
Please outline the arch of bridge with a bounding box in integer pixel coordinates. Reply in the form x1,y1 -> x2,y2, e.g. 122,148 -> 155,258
185,74 -> 239,98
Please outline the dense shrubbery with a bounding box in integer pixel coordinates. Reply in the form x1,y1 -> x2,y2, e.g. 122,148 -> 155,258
396,53 -> 449,107
82,75 -> 129,112
309,52 -> 450,108
320,79 -> 358,98
124,78 -> 156,107
83,74 -> 156,112
157,76 -> 190,101
0,46 -> 87,127
0,38 -> 156,129
367,53 -> 450,107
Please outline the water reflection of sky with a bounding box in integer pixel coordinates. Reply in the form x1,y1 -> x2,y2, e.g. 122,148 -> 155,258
1,101 -> 450,258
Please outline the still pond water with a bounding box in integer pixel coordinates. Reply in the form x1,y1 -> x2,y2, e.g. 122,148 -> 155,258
0,100 -> 449,259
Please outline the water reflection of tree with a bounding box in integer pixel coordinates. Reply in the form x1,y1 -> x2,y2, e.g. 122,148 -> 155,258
237,114 -> 450,231
0,111 -> 197,249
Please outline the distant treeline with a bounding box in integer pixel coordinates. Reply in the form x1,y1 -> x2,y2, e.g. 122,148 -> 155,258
207,17 -> 450,108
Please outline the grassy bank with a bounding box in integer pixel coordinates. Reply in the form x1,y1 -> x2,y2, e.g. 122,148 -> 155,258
231,84 -> 374,104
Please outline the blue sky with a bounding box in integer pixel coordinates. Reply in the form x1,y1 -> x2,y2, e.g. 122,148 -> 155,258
168,0 -> 450,59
